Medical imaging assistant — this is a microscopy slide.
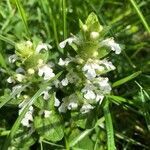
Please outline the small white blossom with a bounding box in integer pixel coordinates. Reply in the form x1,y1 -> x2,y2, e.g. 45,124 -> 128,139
36,43 -> 52,53
80,104 -> 94,114
7,77 -> 15,83
96,94 -> 104,104
38,65 -> 55,80
54,96 -> 60,107
44,110 -> 52,118
59,94 -> 78,113
21,106 -> 33,127
8,54 -> 18,63
58,58 -> 71,66
84,90 -> 96,100
101,38 -> 121,54
59,37 -> 76,48
15,74 -> 25,82
61,78 -> 69,86
41,86 -> 52,100
18,97 -> 33,127
82,59 -> 105,80
99,59 -> 116,71
53,79 -> 60,88
94,77 -> 112,94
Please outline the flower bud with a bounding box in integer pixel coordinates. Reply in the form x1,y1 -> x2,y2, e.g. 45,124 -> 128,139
90,32 -> 99,40
27,68 -> 35,74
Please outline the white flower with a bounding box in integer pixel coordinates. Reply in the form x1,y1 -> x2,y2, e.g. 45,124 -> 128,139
58,58 -> 71,66
7,76 -> 15,83
82,59 -> 105,80
54,96 -> 60,107
44,110 -> 52,118
96,94 -> 104,104
15,74 -> 25,82
38,65 -> 55,80
61,78 -> 69,86
81,82 -> 96,100
36,43 -> 52,53
8,54 -> 18,63
94,77 -> 112,94
59,37 -> 76,48
58,94 -> 78,113
99,59 -> 116,71
53,79 -> 60,88
101,38 -> 121,54
67,94 -> 78,110
80,104 -> 94,114
19,106 -> 34,127
84,90 -> 96,100
41,86 -> 52,100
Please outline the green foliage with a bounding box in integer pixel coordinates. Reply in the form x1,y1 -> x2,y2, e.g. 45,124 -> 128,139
34,111 -> 64,142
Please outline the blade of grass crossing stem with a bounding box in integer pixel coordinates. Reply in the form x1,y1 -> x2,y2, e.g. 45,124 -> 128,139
112,71 -> 141,87
103,99 -> 115,150
70,117 -> 104,147
14,0 -> 30,37
2,72 -> 62,150
0,84 -> 29,109
70,128 -> 93,147
62,0 -> 67,39
135,81 -> 150,131
129,0 -> 150,33
0,35 -> 15,46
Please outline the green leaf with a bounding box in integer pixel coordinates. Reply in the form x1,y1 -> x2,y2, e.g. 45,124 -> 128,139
103,99 -> 115,150
112,71 -> 141,87
34,111 -> 64,142
9,128 -> 36,149
85,12 -> 103,32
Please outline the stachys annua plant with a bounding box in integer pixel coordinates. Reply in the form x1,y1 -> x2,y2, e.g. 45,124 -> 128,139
5,12 -> 121,149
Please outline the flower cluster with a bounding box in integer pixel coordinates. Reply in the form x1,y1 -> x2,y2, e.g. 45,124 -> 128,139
6,13 -> 121,128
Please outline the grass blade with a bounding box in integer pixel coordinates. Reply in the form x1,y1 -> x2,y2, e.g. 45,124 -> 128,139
112,71 -> 141,87
135,81 -> 150,131
0,34 -> 15,46
70,128 -> 93,147
14,0 -> 30,37
62,0 -> 67,39
103,99 -> 115,150
129,0 -> 150,33
0,53 -> 7,69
